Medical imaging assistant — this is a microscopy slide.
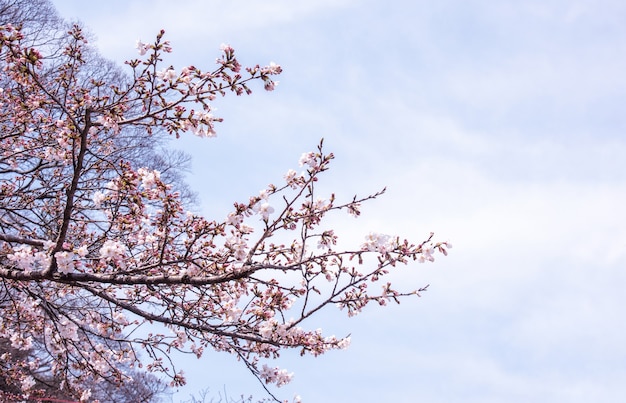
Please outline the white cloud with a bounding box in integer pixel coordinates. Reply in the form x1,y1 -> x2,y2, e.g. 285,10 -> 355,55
55,0 -> 357,61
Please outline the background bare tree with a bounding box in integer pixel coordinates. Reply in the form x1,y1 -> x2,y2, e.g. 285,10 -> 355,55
0,1 -> 188,401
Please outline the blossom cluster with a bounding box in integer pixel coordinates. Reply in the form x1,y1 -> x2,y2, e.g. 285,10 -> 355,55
6,244 -> 51,273
260,364 -> 293,387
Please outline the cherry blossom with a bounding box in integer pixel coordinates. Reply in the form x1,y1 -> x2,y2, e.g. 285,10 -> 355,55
54,251 -> 76,274
298,151 -> 318,168
0,24 -> 448,402
260,364 -> 293,387
135,39 -> 149,55
80,389 -> 92,402
253,200 -> 275,220
156,68 -> 177,82
99,240 -> 126,261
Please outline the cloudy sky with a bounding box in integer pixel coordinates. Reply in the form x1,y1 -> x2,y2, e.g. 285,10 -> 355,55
52,1 -> 626,402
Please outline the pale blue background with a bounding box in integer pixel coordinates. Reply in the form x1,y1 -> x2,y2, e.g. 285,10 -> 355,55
50,1 -> 626,402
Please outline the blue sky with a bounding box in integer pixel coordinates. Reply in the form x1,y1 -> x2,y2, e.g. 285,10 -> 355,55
52,1 -> 626,402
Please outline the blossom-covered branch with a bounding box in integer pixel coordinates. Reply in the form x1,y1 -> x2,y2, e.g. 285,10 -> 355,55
0,22 -> 448,403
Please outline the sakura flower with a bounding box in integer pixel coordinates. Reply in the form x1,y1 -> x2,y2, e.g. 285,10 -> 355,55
10,333 -> 33,350
259,320 -> 276,339
255,202 -> 274,221
226,235 -> 249,261
105,179 -> 118,192
137,167 -> 161,189
174,330 -> 188,346
264,61 -> 282,74
156,68 -> 177,82
298,151 -> 318,168
362,232 -> 395,253
312,197 -> 329,211
191,122 -> 217,138
284,169 -> 302,188
21,375 -> 36,391
226,212 -> 244,226
56,134 -> 70,148
7,245 -> 51,272
75,245 -> 89,257
99,240 -> 125,261
44,146 -> 65,161
221,298 -> 243,323
263,79 -> 278,91
259,188 -> 271,200
238,224 -> 255,234
317,230 -> 337,250
80,389 -> 92,402
112,311 -> 129,326
59,318 -> 79,341
161,41 -> 172,53
135,39 -> 149,55
259,364 -> 293,387
7,245 -> 35,272
95,115 -> 120,134
220,43 -> 234,53
198,109 -> 216,123
337,336 -> 351,349
190,343 -> 204,358
418,243 -> 435,262
347,202 -> 361,217
54,251 -> 75,274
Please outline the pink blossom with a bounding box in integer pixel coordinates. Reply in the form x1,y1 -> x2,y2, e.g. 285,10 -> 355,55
362,232 -> 394,253
21,375 -> 35,391
10,333 -> 33,350
418,243 -> 436,262
347,202 -> 361,217
317,229 -> 337,250
6,245 -> 50,273
253,201 -> 275,221
95,115 -> 120,134
337,336 -> 351,349
135,40 -> 149,55
284,169 -> 302,188
80,389 -> 92,402
220,43 -> 234,53
298,151 -> 317,168
226,212 -> 244,226
259,364 -> 293,387
93,190 -> 107,206
259,320 -> 276,339
156,68 -> 177,82
312,197 -> 329,211
190,120 -> 217,138
112,311 -> 129,326
54,251 -> 75,274
264,80 -> 278,91
99,240 -> 125,261
138,167 -> 161,189
75,245 -> 89,257
264,62 -> 282,75
6,245 -> 35,271
59,318 -> 79,341
226,235 -> 249,261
